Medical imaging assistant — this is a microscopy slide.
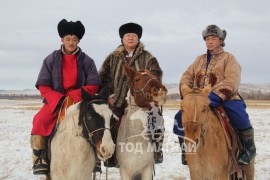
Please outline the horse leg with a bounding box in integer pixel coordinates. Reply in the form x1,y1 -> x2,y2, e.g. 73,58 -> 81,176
141,165 -> 153,180
120,167 -> 132,180
243,160 -> 255,180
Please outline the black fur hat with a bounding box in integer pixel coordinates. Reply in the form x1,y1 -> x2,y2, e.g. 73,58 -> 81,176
57,19 -> 85,40
119,22 -> 143,39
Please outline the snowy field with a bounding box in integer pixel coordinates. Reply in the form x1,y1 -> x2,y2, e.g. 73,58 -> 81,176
0,99 -> 269,180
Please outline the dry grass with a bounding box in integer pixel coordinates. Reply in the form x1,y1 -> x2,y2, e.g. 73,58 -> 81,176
1,99 -> 269,111
163,99 -> 270,109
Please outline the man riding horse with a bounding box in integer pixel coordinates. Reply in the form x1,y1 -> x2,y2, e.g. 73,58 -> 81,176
30,19 -> 101,175
173,24 -> 256,166
98,22 -> 165,167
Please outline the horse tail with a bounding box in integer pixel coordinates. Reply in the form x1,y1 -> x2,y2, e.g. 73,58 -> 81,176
132,173 -> 142,180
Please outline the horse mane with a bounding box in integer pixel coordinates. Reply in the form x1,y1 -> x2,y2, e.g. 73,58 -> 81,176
190,87 -> 203,95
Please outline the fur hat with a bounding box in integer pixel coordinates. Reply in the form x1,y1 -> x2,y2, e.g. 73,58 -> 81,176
119,22 -> 143,39
202,25 -> 227,46
57,19 -> 85,40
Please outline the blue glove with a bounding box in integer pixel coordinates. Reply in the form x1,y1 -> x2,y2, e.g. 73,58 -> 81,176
208,92 -> 222,108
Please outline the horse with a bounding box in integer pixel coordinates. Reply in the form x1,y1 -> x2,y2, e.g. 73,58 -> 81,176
49,88 -> 115,180
116,64 -> 167,180
180,84 -> 254,180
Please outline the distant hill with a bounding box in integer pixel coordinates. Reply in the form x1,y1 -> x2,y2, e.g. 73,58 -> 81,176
0,83 -> 270,100
165,83 -> 270,100
0,89 -> 40,99
164,83 -> 270,94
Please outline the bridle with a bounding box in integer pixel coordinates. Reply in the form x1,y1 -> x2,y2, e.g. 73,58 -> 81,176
82,99 -> 111,148
182,93 -> 210,139
131,72 -> 157,101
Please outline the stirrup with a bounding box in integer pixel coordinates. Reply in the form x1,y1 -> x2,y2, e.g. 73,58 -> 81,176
33,157 -> 49,175
238,151 -> 255,165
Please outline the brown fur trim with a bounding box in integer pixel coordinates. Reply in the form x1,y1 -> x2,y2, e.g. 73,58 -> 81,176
31,135 -> 46,150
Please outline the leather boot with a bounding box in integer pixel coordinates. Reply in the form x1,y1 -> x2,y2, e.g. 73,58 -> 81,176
153,129 -> 164,164
154,143 -> 163,164
31,135 -> 49,175
178,137 -> 187,165
104,119 -> 118,168
238,127 -> 256,165
93,159 -> 102,173
104,152 -> 118,167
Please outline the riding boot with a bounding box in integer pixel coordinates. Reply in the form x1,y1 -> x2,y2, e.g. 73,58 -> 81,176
31,135 -> 49,175
104,120 -> 119,168
93,159 -> 102,173
153,129 -> 164,164
154,143 -> 163,164
238,127 -> 256,165
178,137 -> 187,165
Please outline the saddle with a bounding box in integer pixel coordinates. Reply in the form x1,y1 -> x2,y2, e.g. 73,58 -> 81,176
213,105 -> 243,176
47,96 -> 75,167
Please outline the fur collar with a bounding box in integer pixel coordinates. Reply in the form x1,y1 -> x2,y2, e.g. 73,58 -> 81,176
113,43 -> 145,57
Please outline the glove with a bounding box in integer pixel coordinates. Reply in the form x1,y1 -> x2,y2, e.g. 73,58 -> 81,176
208,92 -> 222,108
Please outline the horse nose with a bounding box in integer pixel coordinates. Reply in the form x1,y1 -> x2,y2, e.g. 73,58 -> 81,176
102,146 -> 106,154
100,143 -> 115,159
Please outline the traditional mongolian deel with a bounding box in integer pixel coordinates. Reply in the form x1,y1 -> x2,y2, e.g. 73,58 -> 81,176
99,43 -> 162,108
32,47 -> 101,136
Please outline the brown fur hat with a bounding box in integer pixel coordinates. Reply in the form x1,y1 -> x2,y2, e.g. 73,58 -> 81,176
202,25 -> 227,46
119,22 -> 143,39
57,19 -> 85,40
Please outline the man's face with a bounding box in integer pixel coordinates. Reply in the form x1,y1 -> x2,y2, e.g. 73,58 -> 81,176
205,36 -> 222,51
61,35 -> 80,54
122,33 -> 139,50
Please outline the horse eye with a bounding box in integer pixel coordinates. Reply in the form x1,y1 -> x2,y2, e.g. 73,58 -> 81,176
135,78 -> 140,82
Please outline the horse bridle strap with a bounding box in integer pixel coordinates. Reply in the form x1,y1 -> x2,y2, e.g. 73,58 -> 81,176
83,115 -> 111,147
132,75 -> 157,100
88,128 -> 111,140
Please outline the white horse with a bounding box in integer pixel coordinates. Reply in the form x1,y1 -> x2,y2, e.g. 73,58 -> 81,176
50,89 -> 115,180
116,65 -> 167,180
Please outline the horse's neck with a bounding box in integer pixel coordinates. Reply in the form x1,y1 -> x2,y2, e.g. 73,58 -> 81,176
59,102 -> 82,132
200,110 -> 225,148
122,93 -> 148,138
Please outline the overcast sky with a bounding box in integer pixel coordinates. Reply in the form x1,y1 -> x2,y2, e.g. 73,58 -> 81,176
1,0 -> 269,90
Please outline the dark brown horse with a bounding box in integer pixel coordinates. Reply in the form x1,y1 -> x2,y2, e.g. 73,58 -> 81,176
116,64 -> 167,180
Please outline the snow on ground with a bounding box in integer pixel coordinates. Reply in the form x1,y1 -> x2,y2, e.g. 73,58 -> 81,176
0,99 -> 269,180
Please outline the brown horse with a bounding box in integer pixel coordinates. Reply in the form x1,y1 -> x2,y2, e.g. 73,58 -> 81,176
116,64 -> 167,180
181,84 -> 254,180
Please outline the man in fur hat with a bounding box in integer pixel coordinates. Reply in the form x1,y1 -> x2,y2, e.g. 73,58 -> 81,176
173,24 -> 256,166
98,22 -> 164,167
30,19 -> 101,175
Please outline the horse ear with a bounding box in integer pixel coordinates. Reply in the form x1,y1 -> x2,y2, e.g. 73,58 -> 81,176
181,84 -> 192,97
202,84 -> 212,96
81,88 -> 92,102
123,63 -> 135,81
97,87 -> 110,101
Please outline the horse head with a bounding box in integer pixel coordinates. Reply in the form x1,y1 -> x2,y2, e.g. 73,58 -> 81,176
180,84 -> 211,151
79,88 -> 115,160
124,64 -> 167,108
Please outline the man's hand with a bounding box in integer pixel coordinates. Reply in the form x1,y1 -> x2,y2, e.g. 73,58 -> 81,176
108,97 -> 115,106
